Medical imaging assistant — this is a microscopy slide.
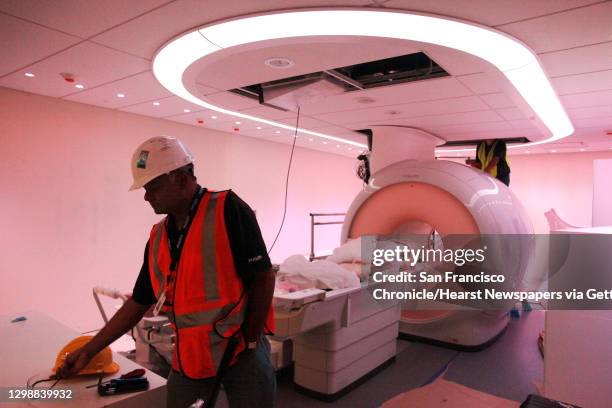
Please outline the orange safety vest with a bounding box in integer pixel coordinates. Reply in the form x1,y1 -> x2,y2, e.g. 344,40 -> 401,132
148,190 -> 274,379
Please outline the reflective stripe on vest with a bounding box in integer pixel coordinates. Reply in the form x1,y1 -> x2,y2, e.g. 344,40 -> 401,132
169,303 -> 245,329
202,192 -> 221,301
477,141 -> 498,178
147,190 -> 246,379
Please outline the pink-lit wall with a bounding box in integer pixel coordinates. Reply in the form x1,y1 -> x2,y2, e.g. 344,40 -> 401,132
593,159 -> 612,226
507,151 -> 612,232
445,150 -> 612,233
3,85 -> 610,332
0,87 -> 362,331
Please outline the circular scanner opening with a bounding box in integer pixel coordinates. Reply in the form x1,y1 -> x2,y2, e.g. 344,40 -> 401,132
348,182 -> 480,323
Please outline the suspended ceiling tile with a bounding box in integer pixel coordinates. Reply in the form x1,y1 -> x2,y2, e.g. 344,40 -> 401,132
545,141 -> 587,150
540,41 -> 612,78
190,117 -> 244,134
307,124 -> 355,135
63,71 -> 173,108
498,1 -> 612,53
552,69 -> 612,95
189,111 -> 240,123
326,132 -> 368,145
195,82 -> 221,96
496,107 -> 527,121
239,105 -> 294,121
303,128 -> 366,146
234,129 -> 282,145
441,128 -> 541,140
0,69 -> 77,98
427,109 -> 506,126
292,135 -> 357,157
567,105 -> 612,120
300,77 -> 473,116
277,116 -> 332,129
561,89 -> 612,109
204,91 -> 261,111
569,129 -> 612,143
0,41 -> 150,99
507,119 -> 538,130
363,110 -> 505,129
218,118 -> 266,132
0,0 -> 171,39
456,73 -> 502,94
120,95 -> 204,117
421,45 -> 487,76
164,109 -> 220,127
240,127 -> 276,138
572,116 -> 612,128
384,0 -> 601,27
312,107 -> 403,126
0,13 -> 80,77
90,0 -> 212,59
260,128 -> 295,139
479,93 -> 516,109
429,121 -> 513,135
314,96 -> 490,125
91,0 -> 374,59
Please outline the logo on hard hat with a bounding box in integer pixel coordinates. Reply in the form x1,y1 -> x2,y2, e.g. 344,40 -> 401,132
136,150 -> 149,169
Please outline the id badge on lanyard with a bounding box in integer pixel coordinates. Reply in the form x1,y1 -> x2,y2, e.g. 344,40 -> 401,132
153,187 -> 204,317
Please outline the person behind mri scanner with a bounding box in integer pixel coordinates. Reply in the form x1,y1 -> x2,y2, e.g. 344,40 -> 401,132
56,136 -> 276,408
466,139 -> 511,186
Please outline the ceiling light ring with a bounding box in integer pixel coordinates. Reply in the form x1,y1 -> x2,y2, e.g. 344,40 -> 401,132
153,7 -> 574,152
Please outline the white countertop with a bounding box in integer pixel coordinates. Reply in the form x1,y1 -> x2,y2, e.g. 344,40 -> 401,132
0,310 -> 166,407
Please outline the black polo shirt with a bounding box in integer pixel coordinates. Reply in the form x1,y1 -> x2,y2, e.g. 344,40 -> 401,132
132,189 -> 271,306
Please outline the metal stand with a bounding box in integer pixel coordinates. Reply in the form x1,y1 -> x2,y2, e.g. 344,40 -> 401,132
309,212 -> 345,261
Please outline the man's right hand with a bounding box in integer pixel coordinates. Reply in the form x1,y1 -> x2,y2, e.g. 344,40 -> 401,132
53,298 -> 150,379
55,347 -> 92,379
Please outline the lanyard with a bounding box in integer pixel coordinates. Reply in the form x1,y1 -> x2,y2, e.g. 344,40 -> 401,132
167,186 -> 205,271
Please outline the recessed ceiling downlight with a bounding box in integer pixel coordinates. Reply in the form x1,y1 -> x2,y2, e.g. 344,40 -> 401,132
264,58 -> 295,69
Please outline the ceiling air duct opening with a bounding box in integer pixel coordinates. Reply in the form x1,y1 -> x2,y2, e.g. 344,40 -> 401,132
229,52 -> 449,112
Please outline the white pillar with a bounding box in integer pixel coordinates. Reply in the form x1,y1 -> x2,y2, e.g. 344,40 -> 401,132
369,126 -> 445,174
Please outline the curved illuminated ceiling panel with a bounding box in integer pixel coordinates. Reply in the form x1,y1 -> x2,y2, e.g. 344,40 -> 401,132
153,9 -> 574,152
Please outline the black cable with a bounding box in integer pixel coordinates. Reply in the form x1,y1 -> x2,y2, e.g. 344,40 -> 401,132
268,106 -> 301,255
208,109 -> 304,357
30,377 -> 59,388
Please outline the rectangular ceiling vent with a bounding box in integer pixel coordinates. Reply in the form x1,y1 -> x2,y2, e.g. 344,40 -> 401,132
229,52 -> 449,111
334,52 -> 449,89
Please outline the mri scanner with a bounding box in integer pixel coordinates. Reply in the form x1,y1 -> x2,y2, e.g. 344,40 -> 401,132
271,126 -> 535,399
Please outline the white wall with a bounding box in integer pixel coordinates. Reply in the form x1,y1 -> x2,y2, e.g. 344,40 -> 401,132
0,87 -> 362,331
592,159 -> 612,226
446,150 -> 612,233
4,85 -> 610,332
508,151 -> 612,232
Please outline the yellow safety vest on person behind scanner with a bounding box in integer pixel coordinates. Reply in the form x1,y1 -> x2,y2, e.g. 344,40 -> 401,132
478,141 -> 499,178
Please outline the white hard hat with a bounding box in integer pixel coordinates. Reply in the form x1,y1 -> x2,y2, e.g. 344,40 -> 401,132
129,136 -> 195,191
